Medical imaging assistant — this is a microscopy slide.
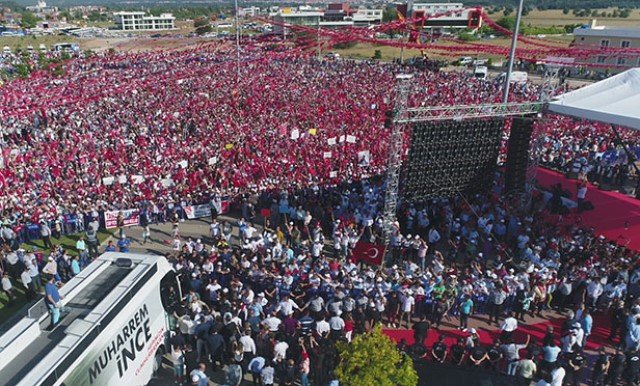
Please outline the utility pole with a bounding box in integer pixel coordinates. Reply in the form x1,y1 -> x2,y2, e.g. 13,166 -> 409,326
400,28 -> 407,63
234,0 -> 241,82
317,16 -> 321,59
502,0 -> 524,104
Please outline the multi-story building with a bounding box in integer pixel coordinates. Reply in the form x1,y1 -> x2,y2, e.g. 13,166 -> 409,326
398,2 -> 482,32
269,4 -> 383,34
25,1 -> 58,19
113,11 -> 176,31
238,7 -> 261,18
573,21 -> 640,70
271,8 -> 323,35
350,8 -> 383,25
324,3 -> 353,22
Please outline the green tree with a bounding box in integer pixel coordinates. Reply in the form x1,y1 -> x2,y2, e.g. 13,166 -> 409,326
335,326 -> 418,386
333,41 -> 357,49
15,63 -> 30,78
88,10 -> 106,22
496,16 -> 516,32
193,17 -> 212,35
458,32 -> 477,41
562,7 -> 570,14
382,7 -> 398,23
503,6 -> 514,16
373,50 -> 382,60
21,11 -> 39,28
59,10 -> 72,21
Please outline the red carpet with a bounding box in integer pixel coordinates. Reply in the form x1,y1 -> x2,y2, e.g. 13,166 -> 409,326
536,168 -> 640,251
384,314 -> 611,351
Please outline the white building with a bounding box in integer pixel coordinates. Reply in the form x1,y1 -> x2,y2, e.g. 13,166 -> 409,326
350,8 -> 383,25
573,21 -> 640,70
238,7 -> 261,18
270,8 -> 323,35
26,1 -> 58,18
409,3 -> 482,31
113,11 -> 176,31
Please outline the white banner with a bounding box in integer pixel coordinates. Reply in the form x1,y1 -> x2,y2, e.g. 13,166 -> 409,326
104,209 -> 140,229
184,204 -> 212,220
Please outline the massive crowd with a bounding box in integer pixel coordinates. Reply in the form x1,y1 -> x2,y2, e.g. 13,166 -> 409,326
0,42 -> 537,228
0,41 -> 639,386
539,116 -> 640,192
154,173 -> 639,386
0,42 -> 638,235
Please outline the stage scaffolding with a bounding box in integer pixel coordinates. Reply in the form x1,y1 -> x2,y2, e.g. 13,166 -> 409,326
381,77 -> 549,255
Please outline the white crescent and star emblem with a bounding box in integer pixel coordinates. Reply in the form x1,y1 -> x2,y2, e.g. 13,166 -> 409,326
367,247 -> 379,259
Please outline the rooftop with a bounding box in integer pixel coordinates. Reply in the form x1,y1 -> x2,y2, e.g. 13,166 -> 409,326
574,26 -> 640,39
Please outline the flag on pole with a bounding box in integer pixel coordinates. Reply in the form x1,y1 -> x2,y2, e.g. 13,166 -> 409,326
351,241 -> 385,265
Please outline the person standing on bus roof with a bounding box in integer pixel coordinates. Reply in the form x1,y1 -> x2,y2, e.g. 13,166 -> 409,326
117,235 -> 130,253
44,274 -> 63,326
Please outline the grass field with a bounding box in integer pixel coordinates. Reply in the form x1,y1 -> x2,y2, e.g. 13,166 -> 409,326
522,8 -> 640,27
19,228 -> 113,256
0,229 -> 114,324
331,34 -> 572,63
0,285 -> 29,326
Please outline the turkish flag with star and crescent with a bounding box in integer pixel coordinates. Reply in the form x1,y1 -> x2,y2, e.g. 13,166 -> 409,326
352,241 -> 385,266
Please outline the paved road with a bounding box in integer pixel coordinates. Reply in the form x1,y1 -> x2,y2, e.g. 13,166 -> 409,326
113,215 -> 243,255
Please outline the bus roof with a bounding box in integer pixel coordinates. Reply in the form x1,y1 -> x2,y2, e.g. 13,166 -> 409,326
0,253 -> 168,386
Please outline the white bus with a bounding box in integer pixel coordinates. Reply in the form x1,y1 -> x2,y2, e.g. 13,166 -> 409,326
53,42 -> 80,53
0,253 -> 180,386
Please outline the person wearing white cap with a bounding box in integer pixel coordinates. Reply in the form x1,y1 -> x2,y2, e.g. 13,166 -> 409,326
42,255 -> 58,282
189,362 -> 209,386
465,328 -> 478,349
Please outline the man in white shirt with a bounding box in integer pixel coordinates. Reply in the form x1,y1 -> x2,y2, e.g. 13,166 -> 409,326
262,311 -> 282,332
239,330 -> 256,358
21,266 -> 35,300
586,279 -> 604,308
501,311 -> 519,340
274,339 -> 289,360
316,317 -> 331,337
210,219 -> 220,239
276,294 -> 300,317
550,364 -> 566,386
399,290 -> 415,329
329,314 -> 345,334
26,256 -> 41,291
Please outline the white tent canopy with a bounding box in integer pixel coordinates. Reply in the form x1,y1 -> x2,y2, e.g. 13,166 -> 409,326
548,68 -> 640,130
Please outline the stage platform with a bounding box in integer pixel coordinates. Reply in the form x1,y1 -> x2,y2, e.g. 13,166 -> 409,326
536,168 -> 640,251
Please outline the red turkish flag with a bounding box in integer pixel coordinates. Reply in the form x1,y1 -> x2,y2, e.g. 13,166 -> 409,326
352,241 -> 385,266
